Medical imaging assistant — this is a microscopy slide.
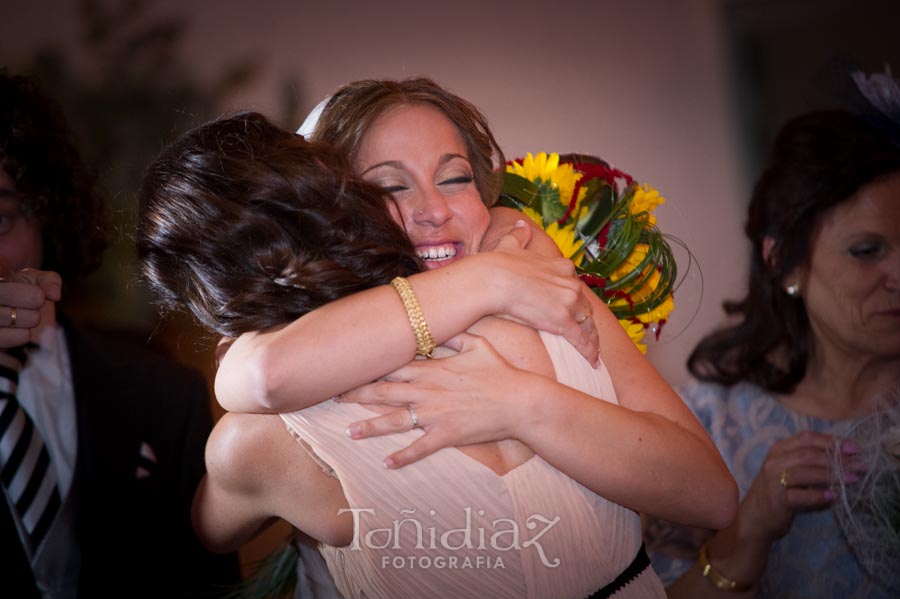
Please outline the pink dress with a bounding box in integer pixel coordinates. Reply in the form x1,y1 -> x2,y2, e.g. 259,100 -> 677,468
281,331 -> 666,599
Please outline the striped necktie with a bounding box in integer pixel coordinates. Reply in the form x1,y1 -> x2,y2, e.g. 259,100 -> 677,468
0,345 -> 61,557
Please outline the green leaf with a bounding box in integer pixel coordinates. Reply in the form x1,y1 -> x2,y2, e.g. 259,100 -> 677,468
500,172 -> 540,209
537,182 -> 566,224
501,172 -> 566,226
576,180 -> 615,238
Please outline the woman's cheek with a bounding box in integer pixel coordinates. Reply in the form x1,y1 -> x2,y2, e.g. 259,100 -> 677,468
386,199 -> 408,232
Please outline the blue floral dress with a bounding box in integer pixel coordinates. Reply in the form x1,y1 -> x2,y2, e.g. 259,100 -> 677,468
645,381 -> 894,598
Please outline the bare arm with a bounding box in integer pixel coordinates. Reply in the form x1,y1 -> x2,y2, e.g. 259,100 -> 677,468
192,413 -> 350,552
508,208 -> 738,523
215,226 -> 597,413
510,314 -> 737,528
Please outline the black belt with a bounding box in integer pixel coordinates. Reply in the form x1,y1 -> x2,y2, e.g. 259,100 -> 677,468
586,542 -> 651,599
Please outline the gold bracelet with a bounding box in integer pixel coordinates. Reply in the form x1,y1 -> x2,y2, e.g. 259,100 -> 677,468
699,542 -> 753,592
390,277 -> 435,359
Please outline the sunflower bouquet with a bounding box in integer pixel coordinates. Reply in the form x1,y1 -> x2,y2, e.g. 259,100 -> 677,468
500,152 -> 677,353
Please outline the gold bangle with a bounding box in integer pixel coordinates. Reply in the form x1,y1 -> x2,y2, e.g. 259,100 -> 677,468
699,542 -> 753,592
390,277 -> 435,359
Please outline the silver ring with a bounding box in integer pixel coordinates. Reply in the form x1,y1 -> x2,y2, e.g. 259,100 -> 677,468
407,405 -> 419,429
9,306 -> 16,328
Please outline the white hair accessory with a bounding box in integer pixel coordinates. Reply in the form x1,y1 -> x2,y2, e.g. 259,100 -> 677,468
296,95 -> 331,139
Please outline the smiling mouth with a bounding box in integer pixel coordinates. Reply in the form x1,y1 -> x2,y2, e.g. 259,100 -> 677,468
416,243 -> 458,263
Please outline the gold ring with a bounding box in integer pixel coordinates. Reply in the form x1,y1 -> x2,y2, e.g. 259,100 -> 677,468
9,306 -> 16,328
576,306 -> 591,324
779,469 -> 789,489
407,406 -> 419,429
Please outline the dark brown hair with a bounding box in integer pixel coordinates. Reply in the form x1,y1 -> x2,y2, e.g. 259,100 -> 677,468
313,77 -> 505,206
688,110 -> 900,392
0,69 -> 107,284
137,112 -> 422,338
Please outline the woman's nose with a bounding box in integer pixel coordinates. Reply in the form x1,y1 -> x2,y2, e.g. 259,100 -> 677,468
411,187 -> 452,226
885,251 -> 900,291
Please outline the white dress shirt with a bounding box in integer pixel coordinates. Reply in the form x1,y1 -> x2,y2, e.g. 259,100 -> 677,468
17,322 -> 77,497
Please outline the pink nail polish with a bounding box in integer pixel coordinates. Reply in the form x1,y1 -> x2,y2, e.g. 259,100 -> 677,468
346,424 -> 361,438
847,459 -> 868,473
824,489 -> 837,500
841,440 -> 859,455
384,457 -> 395,469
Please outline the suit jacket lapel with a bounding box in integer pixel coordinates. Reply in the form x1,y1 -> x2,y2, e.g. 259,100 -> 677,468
63,315 -> 138,495
0,487 -> 41,597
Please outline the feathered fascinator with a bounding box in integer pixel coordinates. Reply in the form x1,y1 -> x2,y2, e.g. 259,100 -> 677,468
849,65 -> 900,146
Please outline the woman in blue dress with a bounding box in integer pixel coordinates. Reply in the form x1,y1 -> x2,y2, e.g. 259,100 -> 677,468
645,93 -> 900,597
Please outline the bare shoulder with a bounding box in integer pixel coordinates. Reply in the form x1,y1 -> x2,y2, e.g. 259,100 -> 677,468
489,206 -> 561,257
205,412 -> 289,493
467,317 -> 555,378
488,205 -> 524,225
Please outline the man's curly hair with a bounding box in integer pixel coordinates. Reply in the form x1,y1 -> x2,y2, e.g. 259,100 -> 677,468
0,69 -> 107,284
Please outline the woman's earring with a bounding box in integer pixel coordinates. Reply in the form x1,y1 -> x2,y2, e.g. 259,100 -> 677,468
785,282 -> 800,297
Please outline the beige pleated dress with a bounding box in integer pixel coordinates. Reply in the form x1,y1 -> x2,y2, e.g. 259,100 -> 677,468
281,331 -> 666,599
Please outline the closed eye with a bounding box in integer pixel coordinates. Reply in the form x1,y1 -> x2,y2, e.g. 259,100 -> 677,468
439,175 -> 474,187
847,241 -> 886,261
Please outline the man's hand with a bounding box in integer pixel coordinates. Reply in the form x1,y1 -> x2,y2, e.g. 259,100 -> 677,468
0,261 -> 61,347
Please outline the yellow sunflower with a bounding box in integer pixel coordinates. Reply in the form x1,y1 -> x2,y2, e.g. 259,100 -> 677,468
544,222 -> 584,265
618,319 -> 648,354
507,152 -> 586,218
610,243 -> 649,282
607,242 -> 673,323
630,184 -> 665,226
634,295 -> 675,325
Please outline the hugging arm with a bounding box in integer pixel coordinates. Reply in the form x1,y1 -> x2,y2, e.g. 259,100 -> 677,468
215,225 -> 598,413
522,289 -> 737,528
192,413 -> 350,553
342,299 -> 737,529
340,208 -> 738,528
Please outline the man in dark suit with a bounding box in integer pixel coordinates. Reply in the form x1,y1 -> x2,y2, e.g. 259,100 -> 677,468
0,69 -> 241,597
